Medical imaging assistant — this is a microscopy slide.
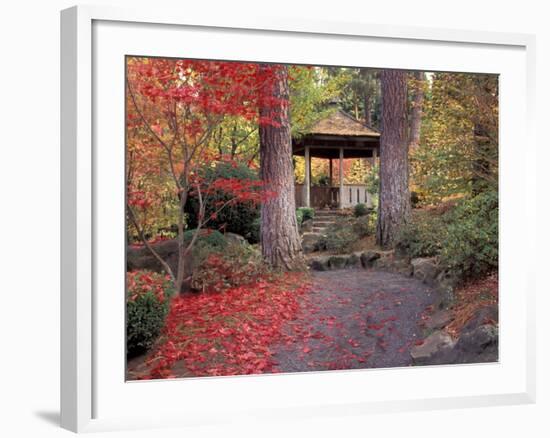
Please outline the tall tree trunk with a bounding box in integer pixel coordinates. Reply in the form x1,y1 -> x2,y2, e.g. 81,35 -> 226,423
409,71 -> 424,150
364,95 -> 373,126
376,70 -> 411,248
259,65 -> 304,270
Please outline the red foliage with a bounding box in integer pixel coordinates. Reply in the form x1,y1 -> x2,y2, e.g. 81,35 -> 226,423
127,270 -> 172,304
140,273 -> 311,379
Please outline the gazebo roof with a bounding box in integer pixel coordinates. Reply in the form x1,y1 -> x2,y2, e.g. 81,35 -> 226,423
292,108 -> 380,159
307,109 -> 380,138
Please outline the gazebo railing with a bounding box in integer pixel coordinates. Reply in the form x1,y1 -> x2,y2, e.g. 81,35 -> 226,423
295,184 -> 371,209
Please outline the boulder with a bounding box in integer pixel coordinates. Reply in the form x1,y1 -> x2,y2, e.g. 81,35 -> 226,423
328,255 -> 347,270
224,232 -> 246,246
434,270 -> 460,309
425,310 -> 452,330
411,257 -> 440,284
429,324 -> 499,365
463,305 -> 498,331
346,253 -> 361,268
360,251 -> 381,268
309,256 -> 330,271
410,331 -> 456,364
127,239 -> 180,275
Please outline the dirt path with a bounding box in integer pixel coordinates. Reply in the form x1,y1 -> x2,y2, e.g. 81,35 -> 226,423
271,269 -> 438,372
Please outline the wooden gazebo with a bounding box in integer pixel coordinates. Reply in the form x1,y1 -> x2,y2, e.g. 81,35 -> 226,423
292,107 -> 380,209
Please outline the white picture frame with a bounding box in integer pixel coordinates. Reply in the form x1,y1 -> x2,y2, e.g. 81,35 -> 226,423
60,4 -> 536,433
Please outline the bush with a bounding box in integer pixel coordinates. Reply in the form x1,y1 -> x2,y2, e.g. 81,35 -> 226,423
352,214 -> 376,238
440,190 -> 498,279
395,190 -> 498,282
353,203 -> 369,217
248,217 -> 261,244
191,242 -> 270,292
395,211 -> 447,258
126,270 -> 174,356
185,162 -> 260,242
296,209 -> 304,227
297,207 -> 315,222
318,225 -> 357,254
183,228 -> 227,249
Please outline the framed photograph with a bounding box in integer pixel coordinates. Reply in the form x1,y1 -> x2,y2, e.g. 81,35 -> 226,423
61,5 -> 536,433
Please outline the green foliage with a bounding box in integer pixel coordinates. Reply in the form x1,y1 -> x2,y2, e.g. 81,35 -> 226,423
296,209 -> 303,227
325,68 -> 381,128
411,73 -> 498,203
395,212 -> 447,259
365,163 -> 379,195
183,229 -> 227,249
126,271 -> 174,356
395,190 -> 498,281
297,207 -> 315,222
289,66 -> 344,137
353,203 -> 369,217
319,227 -> 357,254
186,161 -> 260,242
440,191 -> 498,279
248,217 -> 261,244
352,214 -> 376,238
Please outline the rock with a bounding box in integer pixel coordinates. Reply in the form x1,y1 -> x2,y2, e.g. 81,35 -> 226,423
328,255 -> 347,270
411,257 -> 440,284
346,253 -> 361,268
410,331 -> 456,364
224,232 -> 246,246
418,324 -> 499,365
454,324 -> 498,359
425,310 -> 452,330
309,256 -> 330,271
360,251 -> 381,268
127,239 -> 195,292
463,305 -> 498,332
301,218 -> 314,233
434,270 -> 460,309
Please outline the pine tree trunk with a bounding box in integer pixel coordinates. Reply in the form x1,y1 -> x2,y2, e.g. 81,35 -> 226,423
409,71 -> 424,150
376,70 -> 411,248
259,65 -> 304,270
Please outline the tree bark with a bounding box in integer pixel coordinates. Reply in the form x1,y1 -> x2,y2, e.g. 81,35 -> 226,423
376,70 -> 411,248
259,65 -> 304,270
409,71 -> 425,150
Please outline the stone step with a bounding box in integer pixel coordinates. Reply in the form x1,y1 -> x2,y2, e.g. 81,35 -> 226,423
312,227 -> 329,233
312,220 -> 335,227
315,211 -> 339,216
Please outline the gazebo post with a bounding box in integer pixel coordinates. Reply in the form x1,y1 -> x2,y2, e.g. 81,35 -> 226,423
339,147 -> 344,209
329,159 -> 333,186
304,145 -> 311,207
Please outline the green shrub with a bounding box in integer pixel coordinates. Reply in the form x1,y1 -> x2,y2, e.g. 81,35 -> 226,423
183,228 -> 226,249
185,162 -> 260,242
440,190 -> 498,279
247,217 -> 261,244
395,212 -> 447,258
296,209 -> 304,227
126,270 -> 174,356
352,214 -> 376,238
318,225 -> 357,254
297,207 -> 315,222
353,203 -> 369,217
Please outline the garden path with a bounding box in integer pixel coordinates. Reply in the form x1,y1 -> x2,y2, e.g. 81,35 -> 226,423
271,269 -> 438,372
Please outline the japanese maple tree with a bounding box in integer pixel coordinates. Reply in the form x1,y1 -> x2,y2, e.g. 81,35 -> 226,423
126,57 -> 285,292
